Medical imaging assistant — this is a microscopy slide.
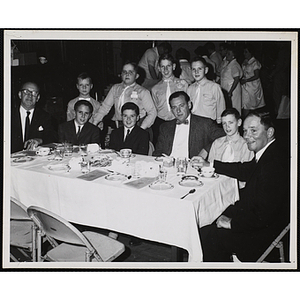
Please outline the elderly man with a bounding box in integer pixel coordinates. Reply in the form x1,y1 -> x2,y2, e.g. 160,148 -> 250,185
200,111 -> 290,262
153,91 -> 225,159
11,81 -> 57,153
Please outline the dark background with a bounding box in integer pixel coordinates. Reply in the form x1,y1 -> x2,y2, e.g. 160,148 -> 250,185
11,39 -> 291,128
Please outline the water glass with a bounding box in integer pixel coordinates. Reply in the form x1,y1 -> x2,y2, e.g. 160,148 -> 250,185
81,160 -> 90,174
79,144 -> 88,156
158,165 -> 167,182
176,157 -> 188,175
64,142 -> 73,157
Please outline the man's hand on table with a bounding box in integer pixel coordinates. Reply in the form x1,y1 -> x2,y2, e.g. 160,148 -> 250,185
216,215 -> 232,229
24,138 -> 42,150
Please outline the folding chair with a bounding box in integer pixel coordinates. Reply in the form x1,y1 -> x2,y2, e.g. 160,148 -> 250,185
10,197 -> 36,262
27,206 -> 125,262
257,224 -> 290,263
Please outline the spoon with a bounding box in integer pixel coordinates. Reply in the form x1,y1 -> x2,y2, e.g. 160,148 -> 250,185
180,188 -> 196,199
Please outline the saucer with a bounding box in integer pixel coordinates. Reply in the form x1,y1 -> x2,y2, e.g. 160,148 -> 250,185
12,156 -> 34,163
199,173 -> 219,179
149,181 -> 174,190
179,175 -> 203,187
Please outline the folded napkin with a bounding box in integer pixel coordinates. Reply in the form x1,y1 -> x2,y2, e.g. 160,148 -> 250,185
68,157 -> 83,171
87,143 -> 100,153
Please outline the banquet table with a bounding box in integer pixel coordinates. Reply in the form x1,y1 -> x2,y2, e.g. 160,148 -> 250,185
10,148 -> 239,263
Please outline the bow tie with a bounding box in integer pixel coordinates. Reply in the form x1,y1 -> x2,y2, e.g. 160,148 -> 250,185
176,119 -> 189,125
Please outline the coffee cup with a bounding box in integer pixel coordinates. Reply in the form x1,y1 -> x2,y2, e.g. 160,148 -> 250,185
36,147 -> 50,156
120,148 -> 132,158
201,166 -> 215,178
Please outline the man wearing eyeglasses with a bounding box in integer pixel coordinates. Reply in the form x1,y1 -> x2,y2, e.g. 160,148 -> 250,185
11,81 -> 57,153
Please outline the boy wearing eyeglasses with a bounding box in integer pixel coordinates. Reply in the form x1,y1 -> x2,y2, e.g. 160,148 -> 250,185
11,81 -> 57,152
66,72 -> 101,124
92,62 -> 157,131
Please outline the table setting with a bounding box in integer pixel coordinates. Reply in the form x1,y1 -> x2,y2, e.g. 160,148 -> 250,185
10,143 -> 240,263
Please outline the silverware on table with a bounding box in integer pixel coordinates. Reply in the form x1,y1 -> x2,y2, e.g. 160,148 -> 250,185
180,188 -> 196,199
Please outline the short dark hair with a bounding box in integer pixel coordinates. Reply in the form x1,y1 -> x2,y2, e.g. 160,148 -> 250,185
74,100 -> 93,114
226,45 -> 238,57
158,53 -> 175,65
158,42 -> 172,54
122,61 -> 138,72
221,108 -> 241,120
246,110 -> 275,131
121,102 -> 140,115
175,47 -> 190,61
190,56 -> 208,67
77,72 -> 92,84
169,91 -> 190,104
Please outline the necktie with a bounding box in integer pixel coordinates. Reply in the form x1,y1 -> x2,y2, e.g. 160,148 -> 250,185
165,80 -> 171,111
124,129 -> 130,141
176,119 -> 189,125
118,86 -> 130,112
24,111 -> 31,142
221,141 -> 235,162
77,126 -> 81,139
192,84 -> 201,113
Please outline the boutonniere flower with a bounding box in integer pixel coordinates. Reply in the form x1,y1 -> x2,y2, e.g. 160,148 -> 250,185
130,91 -> 138,100
38,126 -> 44,131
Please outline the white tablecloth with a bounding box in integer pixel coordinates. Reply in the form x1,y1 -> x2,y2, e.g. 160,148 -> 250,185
10,151 -> 239,263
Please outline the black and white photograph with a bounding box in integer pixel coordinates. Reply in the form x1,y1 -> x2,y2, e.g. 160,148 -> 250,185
2,30 -> 297,272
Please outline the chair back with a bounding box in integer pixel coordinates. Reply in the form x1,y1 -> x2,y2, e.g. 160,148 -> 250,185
10,197 -> 31,221
148,141 -> 155,156
27,206 -> 95,253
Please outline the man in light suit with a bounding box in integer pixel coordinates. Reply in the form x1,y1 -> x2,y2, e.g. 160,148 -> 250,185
153,91 -> 225,159
109,102 -> 149,155
200,111 -> 290,262
11,81 -> 57,153
58,100 -> 101,145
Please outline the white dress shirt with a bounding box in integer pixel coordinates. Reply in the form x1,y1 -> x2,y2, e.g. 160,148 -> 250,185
170,115 -> 191,158
20,105 -> 34,141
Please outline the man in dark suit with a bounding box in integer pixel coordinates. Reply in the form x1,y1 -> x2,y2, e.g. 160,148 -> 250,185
11,81 -> 57,153
200,111 -> 290,262
109,102 -> 149,155
58,100 -> 101,145
153,91 -> 225,159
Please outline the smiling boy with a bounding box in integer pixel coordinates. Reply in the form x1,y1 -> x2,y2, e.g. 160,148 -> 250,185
66,73 -> 101,124
58,100 -> 101,145
187,56 -> 225,124
108,102 -> 149,155
208,108 -> 254,163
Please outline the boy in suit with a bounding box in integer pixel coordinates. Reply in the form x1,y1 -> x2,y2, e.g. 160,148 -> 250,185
58,100 -> 101,145
109,102 -> 149,155
11,81 -> 57,153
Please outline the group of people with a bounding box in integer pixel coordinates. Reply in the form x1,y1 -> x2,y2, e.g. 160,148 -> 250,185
10,41 -> 289,263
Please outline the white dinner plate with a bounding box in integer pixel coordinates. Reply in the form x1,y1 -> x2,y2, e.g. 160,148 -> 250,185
12,156 -> 35,163
149,181 -> 174,190
47,164 -> 70,172
104,174 -> 127,181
